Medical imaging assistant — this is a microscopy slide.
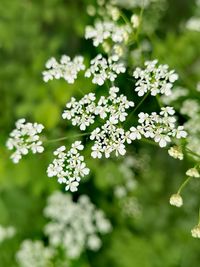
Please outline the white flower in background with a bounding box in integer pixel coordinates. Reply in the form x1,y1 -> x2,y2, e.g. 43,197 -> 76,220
131,14 -> 140,28
186,17 -> 200,32
42,55 -> 85,83
168,146 -> 184,160
86,5 -> 96,16
111,0 -> 152,9
85,20 -> 131,47
179,99 -> 200,157
133,60 -> 178,96
191,225 -> 200,238
6,119 -> 44,163
169,193 -> 183,207
44,191 -> 111,259
0,225 -> 16,243
47,141 -> 89,192
161,86 -> 188,105
16,240 -> 53,267
180,99 -> 200,118
85,54 -> 126,85
62,93 -> 96,130
130,107 -> 187,147
186,168 -> 200,178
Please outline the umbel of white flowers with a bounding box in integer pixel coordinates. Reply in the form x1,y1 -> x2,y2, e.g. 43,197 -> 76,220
133,59 -> 178,97
16,240 -> 53,267
47,141 -> 90,192
42,55 -> 85,83
43,191 -> 112,259
6,119 -> 44,163
85,20 -> 131,47
85,54 -> 126,86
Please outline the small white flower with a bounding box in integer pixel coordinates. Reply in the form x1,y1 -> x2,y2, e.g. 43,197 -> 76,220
65,180 -> 79,192
168,146 -> 184,160
186,168 -> 200,178
169,194 -> 183,207
191,225 -> 200,238
131,14 -> 140,28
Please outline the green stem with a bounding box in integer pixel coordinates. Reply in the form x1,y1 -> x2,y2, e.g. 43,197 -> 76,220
125,91 -> 150,126
156,95 -> 163,108
177,177 -> 191,194
44,132 -> 91,143
140,138 -> 159,146
185,147 -> 200,159
198,208 -> 200,225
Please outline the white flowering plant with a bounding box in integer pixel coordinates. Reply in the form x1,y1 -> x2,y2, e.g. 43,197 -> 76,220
2,0 -> 200,266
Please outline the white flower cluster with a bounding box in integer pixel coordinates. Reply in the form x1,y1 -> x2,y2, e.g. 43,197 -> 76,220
62,86 -> 134,133
90,87 -> 134,158
91,122 -> 128,158
85,20 -> 131,47
85,54 -> 126,85
47,141 -> 90,192
44,191 -> 112,259
95,86 -> 134,123
16,240 -> 53,267
6,119 -> 44,163
42,55 -> 85,83
0,225 -> 16,243
131,107 -> 187,147
62,93 -> 96,131
133,60 -> 178,96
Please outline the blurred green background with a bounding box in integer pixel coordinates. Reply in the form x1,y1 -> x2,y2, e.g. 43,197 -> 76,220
0,0 -> 200,266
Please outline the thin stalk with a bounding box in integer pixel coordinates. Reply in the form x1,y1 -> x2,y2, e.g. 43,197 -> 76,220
125,91 -> 150,126
44,132 -> 91,144
177,177 -> 191,194
198,208 -> 200,225
185,147 -> 200,159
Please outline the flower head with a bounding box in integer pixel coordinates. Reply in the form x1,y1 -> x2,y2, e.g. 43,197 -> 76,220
169,193 -> 183,207
85,54 -> 126,86
6,119 -> 44,163
44,191 -> 111,259
43,55 -> 85,83
168,146 -> 184,160
133,60 -> 178,97
186,168 -> 200,178
47,141 -> 89,192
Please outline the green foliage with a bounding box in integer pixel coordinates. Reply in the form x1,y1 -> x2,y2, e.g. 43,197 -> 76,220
0,0 -> 200,266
